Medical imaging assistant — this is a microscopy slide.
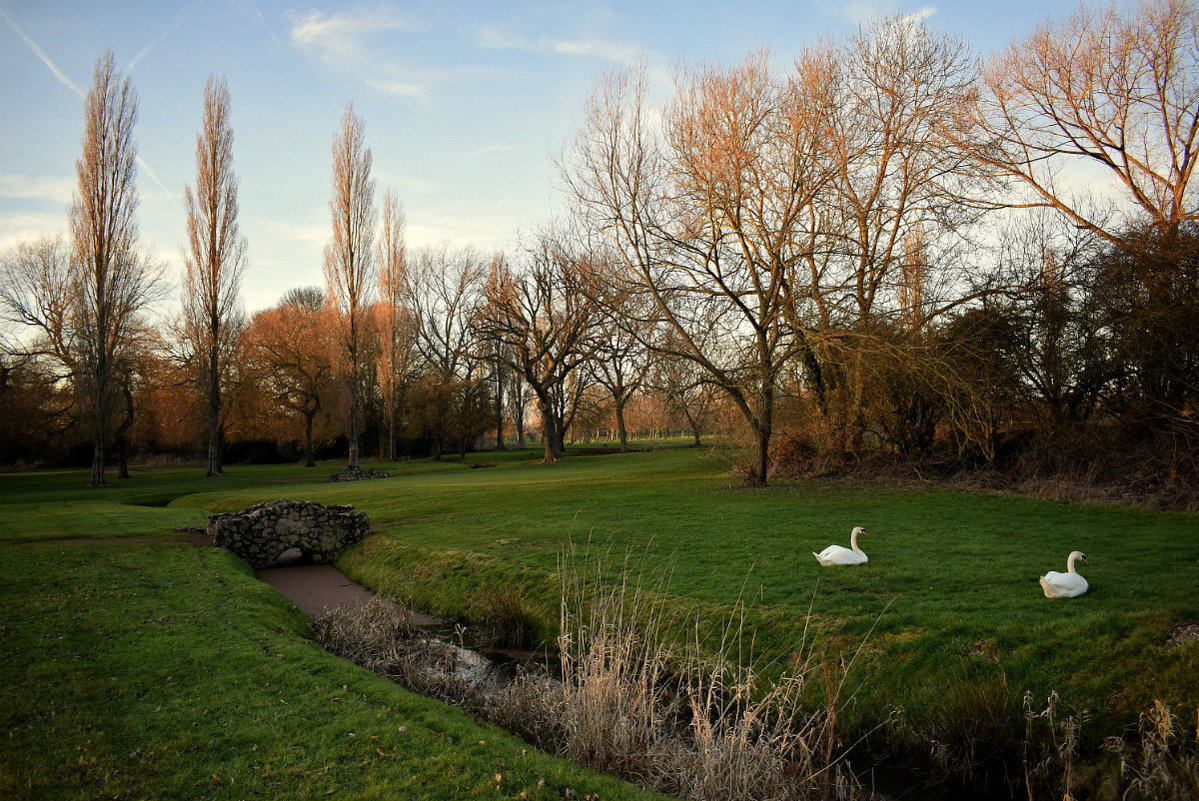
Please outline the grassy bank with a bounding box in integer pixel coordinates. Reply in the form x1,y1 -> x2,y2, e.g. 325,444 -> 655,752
190,448 -> 1199,787
0,460 -> 667,800
3,448 -> 1197,797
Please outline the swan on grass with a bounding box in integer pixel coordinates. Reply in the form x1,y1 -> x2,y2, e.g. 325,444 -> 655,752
1039,551 -> 1089,598
812,526 -> 869,566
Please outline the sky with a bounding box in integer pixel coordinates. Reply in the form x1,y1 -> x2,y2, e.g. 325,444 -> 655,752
0,0 -> 1132,314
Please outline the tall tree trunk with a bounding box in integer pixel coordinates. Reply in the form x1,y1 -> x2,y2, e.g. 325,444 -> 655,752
515,404 -> 526,448
494,364 -> 506,450
614,397 -> 629,452
749,423 -> 771,488
115,378 -> 134,479
303,411 -> 316,467
386,406 -> 395,461
348,397 -> 360,468
347,356 -> 360,469
90,437 -> 106,487
89,368 -> 107,488
538,394 -> 563,463
206,372 -> 222,476
680,405 -> 702,447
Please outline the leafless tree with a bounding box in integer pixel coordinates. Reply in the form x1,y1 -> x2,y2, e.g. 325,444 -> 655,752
477,235 -> 601,463
70,52 -> 159,487
404,244 -> 488,459
587,309 -> 650,452
649,327 -> 721,447
565,53 -> 830,484
324,102 -> 377,470
969,0 -> 1199,242
965,0 -> 1199,426
182,75 -> 247,477
0,235 -> 80,437
0,235 -> 78,376
793,16 -> 982,449
506,357 -> 530,448
375,188 -> 410,460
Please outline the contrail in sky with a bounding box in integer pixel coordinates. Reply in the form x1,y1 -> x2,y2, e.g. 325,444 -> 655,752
129,0 -> 202,71
0,5 -> 84,96
0,4 -> 175,200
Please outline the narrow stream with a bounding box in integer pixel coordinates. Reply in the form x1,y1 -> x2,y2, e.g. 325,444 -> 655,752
255,561 -> 555,688
255,562 -> 996,801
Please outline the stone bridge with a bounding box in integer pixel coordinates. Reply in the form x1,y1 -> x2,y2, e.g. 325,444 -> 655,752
208,498 -> 372,569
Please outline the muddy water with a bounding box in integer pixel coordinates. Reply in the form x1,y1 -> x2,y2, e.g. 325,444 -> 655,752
255,563 -> 442,624
256,562 -> 553,687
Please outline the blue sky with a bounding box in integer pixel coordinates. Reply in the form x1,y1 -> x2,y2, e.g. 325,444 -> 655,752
0,0 -> 1128,313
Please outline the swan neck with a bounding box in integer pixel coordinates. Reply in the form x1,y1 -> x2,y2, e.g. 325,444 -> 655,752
851,529 -> 863,555
1067,553 -> 1078,573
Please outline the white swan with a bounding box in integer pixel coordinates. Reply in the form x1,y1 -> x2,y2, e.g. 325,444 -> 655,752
1039,551 -> 1089,598
812,526 -> 869,566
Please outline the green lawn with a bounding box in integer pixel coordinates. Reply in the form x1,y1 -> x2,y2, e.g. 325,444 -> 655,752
0,456 -> 667,801
2,447 -> 1197,797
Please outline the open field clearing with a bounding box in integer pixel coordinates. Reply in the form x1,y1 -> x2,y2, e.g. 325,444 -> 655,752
2,446 -> 1197,798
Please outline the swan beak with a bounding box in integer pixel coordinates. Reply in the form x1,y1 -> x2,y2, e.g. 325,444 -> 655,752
1080,554 -> 1088,564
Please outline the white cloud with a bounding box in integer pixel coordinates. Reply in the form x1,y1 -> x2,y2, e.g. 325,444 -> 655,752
289,6 -> 418,49
812,0 -> 938,25
0,174 -> 75,204
364,77 -> 425,98
907,6 -> 938,24
0,212 -> 67,250
548,37 -> 648,65
288,6 -> 429,98
476,24 -> 654,67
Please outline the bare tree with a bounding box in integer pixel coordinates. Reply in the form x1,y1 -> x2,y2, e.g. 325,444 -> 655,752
182,75 -> 246,477
794,16 -> 981,450
588,311 -> 650,452
70,52 -> 158,487
506,357 -> 529,448
324,103 -> 377,470
969,0 -> 1199,242
375,188 -> 410,461
0,236 -> 80,442
565,53 -> 830,485
650,328 -> 721,447
403,244 -> 488,459
0,235 -> 78,377
965,0 -> 1199,425
478,236 -> 600,463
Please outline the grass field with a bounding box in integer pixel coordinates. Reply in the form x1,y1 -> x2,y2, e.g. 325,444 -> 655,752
2,445 -> 1197,798
0,456 -> 667,801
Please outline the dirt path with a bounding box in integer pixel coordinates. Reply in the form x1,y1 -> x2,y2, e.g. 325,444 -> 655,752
255,564 -> 441,624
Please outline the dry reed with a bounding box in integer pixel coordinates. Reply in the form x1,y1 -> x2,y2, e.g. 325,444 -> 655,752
313,545 -> 870,800
1106,700 -> 1199,801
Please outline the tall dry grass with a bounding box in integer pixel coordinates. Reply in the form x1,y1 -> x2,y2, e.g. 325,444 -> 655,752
313,557 -> 1198,799
535,541 -> 864,800
311,598 -> 479,705
1106,700 -> 1199,801
315,544 -> 868,800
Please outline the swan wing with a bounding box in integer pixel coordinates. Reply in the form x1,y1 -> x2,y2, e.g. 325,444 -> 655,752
814,545 -> 865,566
1040,571 -> 1088,598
